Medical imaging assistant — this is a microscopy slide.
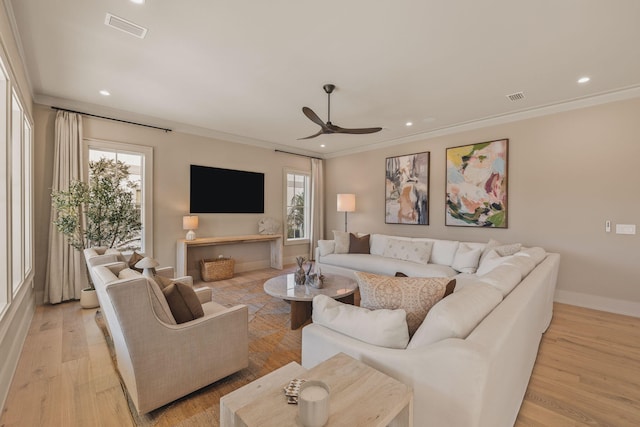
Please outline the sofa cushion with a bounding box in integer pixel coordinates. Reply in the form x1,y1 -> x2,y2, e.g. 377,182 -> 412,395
333,230 -> 350,254
451,243 -> 483,274
319,254 -> 457,278
478,264 -> 522,296
349,233 -> 370,254
153,273 -> 192,290
476,250 -> 515,275
407,283 -> 503,348
318,240 -> 335,256
427,239 -> 460,266
504,256 -> 537,278
162,282 -> 205,324
516,247 -> 547,265
355,272 -> 454,336
383,238 -> 433,264
312,295 -> 409,349
118,268 -> 141,280
370,234 -> 410,256
495,243 -> 522,257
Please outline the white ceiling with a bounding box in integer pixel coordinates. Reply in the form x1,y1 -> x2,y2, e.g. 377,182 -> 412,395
7,0 -> 640,157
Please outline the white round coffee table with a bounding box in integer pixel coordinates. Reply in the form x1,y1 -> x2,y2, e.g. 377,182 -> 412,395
263,273 -> 357,329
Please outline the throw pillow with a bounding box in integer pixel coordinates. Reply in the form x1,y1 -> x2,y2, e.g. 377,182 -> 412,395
153,274 -> 192,290
394,272 -> 456,296
495,243 -> 522,257
349,233 -> 370,254
355,272 -> 454,336
395,272 -> 408,277
407,283 -> 503,348
451,243 -> 483,274
333,230 -> 350,254
383,238 -> 433,264
118,268 -> 141,279
476,250 -> 515,275
162,282 -> 205,324
128,251 -> 145,272
317,240 -> 336,256
312,295 -> 410,349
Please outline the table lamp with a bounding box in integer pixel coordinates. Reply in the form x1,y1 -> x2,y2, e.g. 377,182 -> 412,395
183,215 -> 199,241
135,257 -> 160,278
337,194 -> 355,232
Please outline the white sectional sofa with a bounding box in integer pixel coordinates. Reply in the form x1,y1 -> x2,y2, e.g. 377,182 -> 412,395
304,233 -> 560,427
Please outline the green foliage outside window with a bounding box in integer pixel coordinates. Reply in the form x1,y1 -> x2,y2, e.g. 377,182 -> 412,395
51,158 -> 142,252
287,193 -> 305,239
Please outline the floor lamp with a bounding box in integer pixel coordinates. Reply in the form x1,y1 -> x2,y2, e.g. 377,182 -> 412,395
337,194 -> 356,232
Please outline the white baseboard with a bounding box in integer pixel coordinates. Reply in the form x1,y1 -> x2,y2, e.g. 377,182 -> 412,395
554,289 -> 640,318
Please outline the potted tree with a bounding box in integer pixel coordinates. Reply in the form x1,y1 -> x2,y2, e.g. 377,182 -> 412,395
51,158 -> 142,308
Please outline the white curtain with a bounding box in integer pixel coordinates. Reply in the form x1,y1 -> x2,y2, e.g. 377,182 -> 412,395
309,158 -> 324,260
45,111 -> 88,304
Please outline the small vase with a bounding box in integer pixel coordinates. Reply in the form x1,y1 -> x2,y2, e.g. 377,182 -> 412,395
294,256 -> 306,286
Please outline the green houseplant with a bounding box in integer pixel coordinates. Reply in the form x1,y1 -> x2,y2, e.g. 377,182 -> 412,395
51,158 -> 142,306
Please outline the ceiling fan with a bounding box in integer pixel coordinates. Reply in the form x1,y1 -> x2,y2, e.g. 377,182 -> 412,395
299,84 -> 382,140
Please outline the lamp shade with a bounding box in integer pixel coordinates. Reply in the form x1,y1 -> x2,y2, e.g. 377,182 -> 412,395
337,194 -> 356,212
183,215 -> 199,230
134,256 -> 159,269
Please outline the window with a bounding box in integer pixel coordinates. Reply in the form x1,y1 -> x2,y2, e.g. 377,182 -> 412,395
284,170 -> 310,244
0,61 -> 7,312
84,139 -> 153,255
11,92 -> 23,296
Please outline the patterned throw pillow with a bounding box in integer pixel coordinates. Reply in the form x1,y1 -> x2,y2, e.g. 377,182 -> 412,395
355,272 -> 455,335
383,238 -> 433,264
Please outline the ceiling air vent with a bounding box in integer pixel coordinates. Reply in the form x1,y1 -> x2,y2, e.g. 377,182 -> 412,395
506,91 -> 525,102
105,13 -> 147,39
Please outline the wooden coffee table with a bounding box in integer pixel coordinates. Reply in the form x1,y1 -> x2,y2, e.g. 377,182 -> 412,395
220,352 -> 413,427
263,273 -> 357,329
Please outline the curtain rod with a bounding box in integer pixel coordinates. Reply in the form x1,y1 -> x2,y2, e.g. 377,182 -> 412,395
51,106 -> 172,132
275,149 -> 323,160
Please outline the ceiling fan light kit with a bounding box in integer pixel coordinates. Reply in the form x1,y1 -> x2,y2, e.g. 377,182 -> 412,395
299,84 -> 382,140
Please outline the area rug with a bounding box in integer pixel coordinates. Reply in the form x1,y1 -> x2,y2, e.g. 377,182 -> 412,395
94,275 -> 302,426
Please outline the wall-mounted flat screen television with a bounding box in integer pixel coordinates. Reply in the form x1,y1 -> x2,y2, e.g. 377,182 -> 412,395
190,165 -> 264,213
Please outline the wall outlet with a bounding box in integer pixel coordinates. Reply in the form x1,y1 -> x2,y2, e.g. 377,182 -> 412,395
615,224 -> 636,235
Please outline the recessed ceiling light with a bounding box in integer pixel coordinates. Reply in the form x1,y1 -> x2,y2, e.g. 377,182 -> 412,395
577,76 -> 590,84
320,144 -> 326,148
405,121 -> 413,127
99,90 -> 111,96
130,0 -> 145,4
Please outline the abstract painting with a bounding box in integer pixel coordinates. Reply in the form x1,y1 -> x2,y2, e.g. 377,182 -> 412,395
446,139 -> 508,227
385,152 -> 429,225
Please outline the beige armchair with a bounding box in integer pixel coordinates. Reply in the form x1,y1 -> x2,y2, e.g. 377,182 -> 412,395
89,261 -> 249,414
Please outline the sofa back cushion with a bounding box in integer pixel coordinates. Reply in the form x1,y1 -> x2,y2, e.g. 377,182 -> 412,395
477,264 -> 522,297
312,294 -> 410,349
407,283 -> 503,348
383,238 -> 433,264
317,240 -> 335,256
355,272 -> 454,336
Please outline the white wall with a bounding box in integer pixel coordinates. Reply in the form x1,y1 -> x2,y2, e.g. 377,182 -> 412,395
323,97 -> 640,316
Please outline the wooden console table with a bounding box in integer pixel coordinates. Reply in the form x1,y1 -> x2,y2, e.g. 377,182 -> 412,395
176,234 -> 283,277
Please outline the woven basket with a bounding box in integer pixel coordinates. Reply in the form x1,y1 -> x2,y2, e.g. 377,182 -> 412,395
200,257 -> 235,281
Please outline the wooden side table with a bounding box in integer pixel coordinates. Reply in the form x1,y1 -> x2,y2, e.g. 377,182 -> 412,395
220,353 -> 413,427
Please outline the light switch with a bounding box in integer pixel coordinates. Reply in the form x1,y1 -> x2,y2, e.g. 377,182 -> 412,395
615,224 -> 636,235
605,220 -> 611,232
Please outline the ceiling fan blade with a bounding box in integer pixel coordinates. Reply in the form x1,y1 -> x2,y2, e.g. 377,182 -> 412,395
297,129 -> 325,140
302,107 -> 328,129
328,124 -> 383,134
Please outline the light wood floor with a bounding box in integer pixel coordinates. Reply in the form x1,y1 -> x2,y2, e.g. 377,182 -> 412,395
1,268 -> 639,426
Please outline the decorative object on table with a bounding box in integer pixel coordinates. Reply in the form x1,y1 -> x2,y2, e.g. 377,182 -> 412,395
135,257 -> 160,278
294,256 -> 307,286
284,378 -> 306,404
336,193 -> 355,232
298,380 -> 330,427
385,151 -> 430,225
200,256 -> 235,281
183,215 -> 199,240
305,263 -> 324,288
258,217 -> 281,235
445,138 -> 508,227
